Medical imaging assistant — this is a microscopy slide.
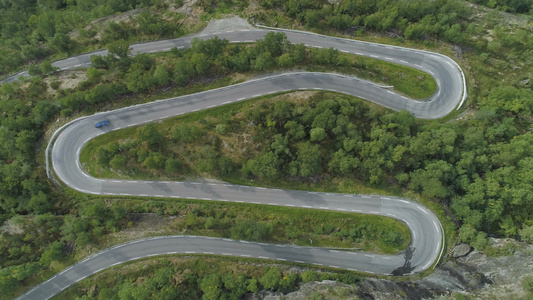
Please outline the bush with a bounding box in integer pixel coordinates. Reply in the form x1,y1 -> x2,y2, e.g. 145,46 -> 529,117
380,231 -> 403,248
110,155 -> 126,169
28,65 -> 42,76
165,158 -> 181,173
50,81 -> 61,90
301,270 -> 320,283
205,216 -> 216,229
230,221 -> 273,242
143,152 -> 166,169
259,267 -> 281,290
215,124 -> 227,135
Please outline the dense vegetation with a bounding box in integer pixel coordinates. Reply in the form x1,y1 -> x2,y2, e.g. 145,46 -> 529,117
197,0 -> 533,247
0,0 -> 532,298
0,0 -> 188,77
58,256 -> 361,300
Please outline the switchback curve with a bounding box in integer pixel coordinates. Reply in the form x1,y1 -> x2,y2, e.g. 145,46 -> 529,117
17,27 -> 461,300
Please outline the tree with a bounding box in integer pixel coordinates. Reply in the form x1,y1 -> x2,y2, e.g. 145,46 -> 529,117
291,43 -> 307,63
272,101 -> 293,123
117,282 -> 150,300
165,158 -> 181,173
408,160 -> 455,199
39,241 -> 64,266
172,124 -> 203,142
252,51 -> 273,71
173,60 -> 195,85
519,225 -> 533,243
260,267 -> 282,290
293,142 -> 322,177
247,278 -> 259,293
444,23 -> 463,43
270,134 -> 291,157
310,127 -> 326,142
110,155 -> 126,169
40,60 -> 58,75
310,47 -> 339,65
277,53 -> 294,67
278,272 -> 299,293
230,50 -> 251,71
107,39 -> 131,68
86,67 -> 100,82
28,191 -> 52,214
137,123 -> 163,146
97,147 -> 112,165
191,52 -> 210,74
28,65 -> 42,76
49,33 -> 76,54
258,32 -> 289,57
191,36 -> 228,59
61,214 -> 89,242
126,64 -> 154,92
15,130 -> 37,158
199,274 -> 222,300
143,152 -> 166,169
328,149 -> 359,175
90,55 -> 109,69
153,64 -> 170,86
242,151 -> 281,180
204,217 -> 216,229
284,121 -> 306,140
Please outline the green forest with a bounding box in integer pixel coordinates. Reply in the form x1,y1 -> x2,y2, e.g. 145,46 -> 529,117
0,0 -> 532,299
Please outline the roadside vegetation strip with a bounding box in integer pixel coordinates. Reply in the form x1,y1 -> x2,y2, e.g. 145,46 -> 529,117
1,33 -> 437,101
54,255 -> 362,300
90,196 -> 410,254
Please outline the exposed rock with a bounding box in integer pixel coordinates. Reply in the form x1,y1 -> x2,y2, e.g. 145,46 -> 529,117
249,239 -> 533,299
417,256 -> 492,292
246,280 -> 359,300
0,217 -> 25,234
357,278 -> 441,300
519,78 -> 530,86
452,243 -> 472,258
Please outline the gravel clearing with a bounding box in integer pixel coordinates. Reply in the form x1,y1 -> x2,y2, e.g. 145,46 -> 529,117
198,16 -> 258,35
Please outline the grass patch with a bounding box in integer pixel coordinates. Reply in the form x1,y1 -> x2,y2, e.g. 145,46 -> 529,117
310,52 -> 437,100
64,195 -> 410,255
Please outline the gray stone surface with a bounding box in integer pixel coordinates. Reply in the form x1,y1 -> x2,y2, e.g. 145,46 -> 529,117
452,243 -> 472,258
252,239 -> 533,300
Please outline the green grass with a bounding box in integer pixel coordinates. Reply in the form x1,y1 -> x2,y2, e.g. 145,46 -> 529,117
310,52 -> 437,100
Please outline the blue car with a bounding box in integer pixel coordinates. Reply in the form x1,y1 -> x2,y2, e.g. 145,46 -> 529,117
95,120 -> 109,128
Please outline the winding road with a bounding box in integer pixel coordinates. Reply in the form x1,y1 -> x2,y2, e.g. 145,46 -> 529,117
15,26 -> 466,299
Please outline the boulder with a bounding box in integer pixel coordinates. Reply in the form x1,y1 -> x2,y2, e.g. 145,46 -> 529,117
452,243 -> 472,258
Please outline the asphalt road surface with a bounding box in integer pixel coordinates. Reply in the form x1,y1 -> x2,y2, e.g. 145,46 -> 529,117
15,26 -> 464,299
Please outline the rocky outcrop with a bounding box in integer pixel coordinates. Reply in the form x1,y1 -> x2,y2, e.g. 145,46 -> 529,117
253,238 -> 533,299
452,243 -> 472,258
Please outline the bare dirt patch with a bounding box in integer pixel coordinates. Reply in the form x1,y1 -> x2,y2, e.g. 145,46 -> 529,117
69,9 -> 146,40
199,16 -> 256,35
44,70 -> 87,96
